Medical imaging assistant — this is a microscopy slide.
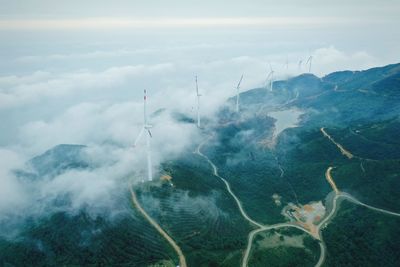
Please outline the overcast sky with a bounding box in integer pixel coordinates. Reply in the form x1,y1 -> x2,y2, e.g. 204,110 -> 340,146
0,0 -> 399,19
0,0 -> 399,70
0,1 -> 399,223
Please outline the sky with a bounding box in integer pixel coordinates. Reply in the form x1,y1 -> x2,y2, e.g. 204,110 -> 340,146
0,0 -> 400,225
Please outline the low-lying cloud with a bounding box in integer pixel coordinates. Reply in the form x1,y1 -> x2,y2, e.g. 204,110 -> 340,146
0,43 -> 390,235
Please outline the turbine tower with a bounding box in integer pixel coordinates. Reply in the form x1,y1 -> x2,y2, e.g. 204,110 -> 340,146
235,74 -> 244,113
266,64 -> 274,92
195,75 -> 201,128
134,89 -> 153,182
306,55 -> 313,73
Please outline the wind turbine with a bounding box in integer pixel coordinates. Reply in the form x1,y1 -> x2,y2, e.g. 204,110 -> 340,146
306,55 -> 313,73
266,64 -> 274,92
134,89 -> 153,182
195,75 -> 201,128
298,60 -> 303,72
235,74 -> 244,113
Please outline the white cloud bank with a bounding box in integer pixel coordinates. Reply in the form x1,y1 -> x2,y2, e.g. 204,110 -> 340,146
0,149 -> 27,213
0,46 -> 382,110
0,101 -> 200,230
312,46 -> 379,74
0,43 -> 389,228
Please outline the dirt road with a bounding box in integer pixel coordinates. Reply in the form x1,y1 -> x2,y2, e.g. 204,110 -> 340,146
195,136 -> 321,267
130,185 -> 187,267
340,193 -> 400,217
195,133 -> 400,267
321,128 -> 354,159
325,167 -> 340,194
315,167 -> 400,267
195,137 -> 264,229
241,222 -> 319,267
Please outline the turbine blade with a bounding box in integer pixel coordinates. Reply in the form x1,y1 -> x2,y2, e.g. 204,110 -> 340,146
147,129 -> 152,138
134,127 -> 145,147
237,74 -> 244,89
265,72 -> 273,87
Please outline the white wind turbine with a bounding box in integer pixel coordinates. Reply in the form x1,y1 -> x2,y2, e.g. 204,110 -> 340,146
298,60 -> 303,72
306,55 -> 313,73
266,64 -> 274,92
235,74 -> 244,113
195,75 -> 201,128
134,89 -> 153,182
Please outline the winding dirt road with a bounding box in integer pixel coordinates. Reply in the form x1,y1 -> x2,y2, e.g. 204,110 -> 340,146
340,193 -> 400,217
315,242 -> 326,267
194,131 -> 400,267
242,222 -> 317,267
325,167 -> 339,194
315,167 -> 400,266
195,136 -> 319,267
130,185 -> 187,267
195,137 -> 264,228
242,163 -> 400,267
129,116 -> 400,267
315,191 -> 400,267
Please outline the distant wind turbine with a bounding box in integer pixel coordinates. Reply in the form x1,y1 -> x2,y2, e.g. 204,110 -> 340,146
306,55 -> 313,73
266,64 -> 274,92
195,75 -> 201,128
134,89 -> 153,182
298,60 -> 303,72
235,74 -> 244,113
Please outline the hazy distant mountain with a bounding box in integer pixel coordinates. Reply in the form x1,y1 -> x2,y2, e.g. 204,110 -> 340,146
14,144 -> 89,182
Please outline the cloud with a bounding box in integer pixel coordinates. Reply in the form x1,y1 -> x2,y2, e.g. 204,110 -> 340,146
18,102 -> 136,152
0,63 -> 175,109
0,97 -> 200,226
0,149 -> 28,214
0,43 -> 391,232
17,99 -> 199,154
34,146 -> 134,216
312,46 -> 378,74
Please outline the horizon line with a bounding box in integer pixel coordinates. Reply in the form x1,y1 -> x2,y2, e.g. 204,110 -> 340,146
0,16 -> 366,30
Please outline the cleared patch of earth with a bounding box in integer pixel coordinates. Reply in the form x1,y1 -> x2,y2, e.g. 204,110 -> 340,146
255,231 -> 306,249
